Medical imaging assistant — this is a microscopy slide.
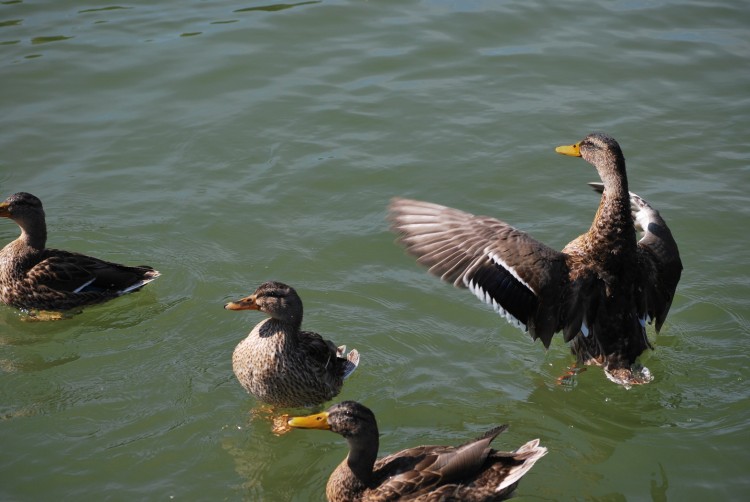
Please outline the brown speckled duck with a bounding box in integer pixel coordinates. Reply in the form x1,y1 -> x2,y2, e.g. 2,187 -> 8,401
288,401 -> 546,502
224,281 -> 360,408
0,192 -> 160,314
388,133 -> 682,386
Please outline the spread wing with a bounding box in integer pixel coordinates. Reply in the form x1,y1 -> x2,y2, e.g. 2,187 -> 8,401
589,183 -> 682,331
388,198 -> 568,347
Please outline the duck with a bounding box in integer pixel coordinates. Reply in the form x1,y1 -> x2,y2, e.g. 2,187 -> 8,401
388,133 -> 682,386
288,400 -> 547,502
0,192 -> 160,315
224,281 -> 360,408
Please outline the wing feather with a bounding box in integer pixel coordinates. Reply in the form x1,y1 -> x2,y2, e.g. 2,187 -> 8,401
29,248 -> 158,294
389,198 -> 568,346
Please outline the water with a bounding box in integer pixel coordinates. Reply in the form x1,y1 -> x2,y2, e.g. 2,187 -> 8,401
2,0 -> 749,500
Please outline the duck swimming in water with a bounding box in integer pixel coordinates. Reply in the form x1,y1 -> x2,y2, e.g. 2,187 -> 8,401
288,400 -> 546,501
0,192 -> 160,315
225,281 -> 359,408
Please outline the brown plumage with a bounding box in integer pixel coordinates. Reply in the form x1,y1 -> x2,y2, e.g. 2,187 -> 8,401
388,133 -> 682,386
288,401 -> 546,501
0,192 -> 160,313
224,281 -> 359,408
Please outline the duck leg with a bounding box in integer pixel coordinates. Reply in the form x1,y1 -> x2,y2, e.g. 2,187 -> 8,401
249,405 -> 294,436
20,309 -> 73,322
556,363 -> 587,387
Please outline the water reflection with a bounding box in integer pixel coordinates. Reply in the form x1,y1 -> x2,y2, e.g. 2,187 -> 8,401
30,35 -> 73,44
234,1 -> 321,14
0,353 -> 79,373
651,463 -> 669,502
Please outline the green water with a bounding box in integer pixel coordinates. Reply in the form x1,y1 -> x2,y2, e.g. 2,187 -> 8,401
2,1 -> 749,500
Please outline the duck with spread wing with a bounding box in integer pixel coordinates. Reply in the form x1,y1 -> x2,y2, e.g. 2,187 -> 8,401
388,133 -> 682,386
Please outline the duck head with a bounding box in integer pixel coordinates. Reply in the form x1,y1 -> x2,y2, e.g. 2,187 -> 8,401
288,400 -> 378,439
0,192 -> 47,247
224,280 -> 304,325
556,132 -> 628,189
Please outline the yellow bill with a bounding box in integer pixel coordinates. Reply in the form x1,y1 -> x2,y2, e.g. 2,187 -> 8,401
555,142 -> 582,157
287,411 -> 331,430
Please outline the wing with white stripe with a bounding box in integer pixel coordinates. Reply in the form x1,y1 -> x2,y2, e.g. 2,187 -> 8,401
388,198 -> 568,346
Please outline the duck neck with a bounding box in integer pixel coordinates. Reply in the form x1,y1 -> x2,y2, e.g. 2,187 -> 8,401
1,217 -> 45,281
588,162 -> 635,252
274,300 -> 304,330
18,215 -> 47,252
345,433 -> 379,487
261,318 -> 302,348
264,300 -> 304,342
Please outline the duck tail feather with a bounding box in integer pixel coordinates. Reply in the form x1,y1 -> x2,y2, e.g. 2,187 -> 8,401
118,270 -> 161,295
496,439 -> 548,492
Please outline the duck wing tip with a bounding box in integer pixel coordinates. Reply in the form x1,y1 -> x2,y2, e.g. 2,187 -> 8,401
588,181 -> 604,193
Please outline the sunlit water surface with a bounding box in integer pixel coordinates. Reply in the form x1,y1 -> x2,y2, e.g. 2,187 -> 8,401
2,1 -> 749,500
